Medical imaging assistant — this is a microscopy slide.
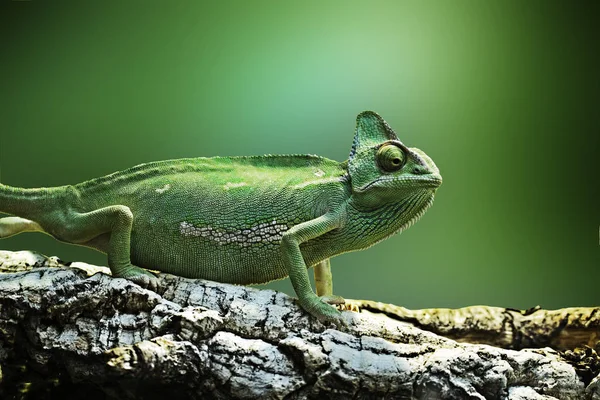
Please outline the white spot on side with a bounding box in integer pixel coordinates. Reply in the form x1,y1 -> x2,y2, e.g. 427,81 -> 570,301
314,169 -> 325,177
224,182 -> 248,190
155,184 -> 171,193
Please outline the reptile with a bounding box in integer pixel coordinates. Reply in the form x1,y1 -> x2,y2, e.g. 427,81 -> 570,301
0,111 -> 442,324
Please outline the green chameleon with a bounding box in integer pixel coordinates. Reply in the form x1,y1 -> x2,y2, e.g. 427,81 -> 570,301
0,111 -> 441,324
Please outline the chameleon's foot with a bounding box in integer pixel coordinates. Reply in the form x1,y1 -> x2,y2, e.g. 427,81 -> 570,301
304,298 -> 347,328
115,266 -> 159,291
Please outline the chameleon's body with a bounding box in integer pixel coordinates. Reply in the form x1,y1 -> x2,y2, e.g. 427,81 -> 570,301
0,111 -> 441,323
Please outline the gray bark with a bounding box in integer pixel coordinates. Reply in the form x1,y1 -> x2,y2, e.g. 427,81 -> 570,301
0,250 -> 597,400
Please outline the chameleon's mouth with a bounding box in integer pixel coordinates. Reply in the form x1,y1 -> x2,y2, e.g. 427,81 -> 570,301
357,175 -> 442,192
414,176 -> 443,188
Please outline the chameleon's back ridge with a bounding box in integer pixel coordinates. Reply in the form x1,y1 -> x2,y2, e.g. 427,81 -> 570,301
0,111 -> 442,325
73,154 -> 336,193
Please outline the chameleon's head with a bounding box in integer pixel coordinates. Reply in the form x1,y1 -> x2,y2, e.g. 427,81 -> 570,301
347,111 -> 442,211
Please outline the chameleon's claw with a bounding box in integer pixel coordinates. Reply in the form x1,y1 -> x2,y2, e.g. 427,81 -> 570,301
337,301 -> 360,312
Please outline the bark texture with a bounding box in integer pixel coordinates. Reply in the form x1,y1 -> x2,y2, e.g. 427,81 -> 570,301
0,250 -> 598,400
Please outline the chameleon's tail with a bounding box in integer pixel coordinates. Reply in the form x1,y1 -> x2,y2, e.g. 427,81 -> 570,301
0,183 -> 65,220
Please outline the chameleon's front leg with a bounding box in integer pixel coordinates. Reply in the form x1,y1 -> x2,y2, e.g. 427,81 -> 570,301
281,214 -> 345,325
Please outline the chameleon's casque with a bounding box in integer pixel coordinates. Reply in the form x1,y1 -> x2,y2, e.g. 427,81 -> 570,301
0,111 -> 442,324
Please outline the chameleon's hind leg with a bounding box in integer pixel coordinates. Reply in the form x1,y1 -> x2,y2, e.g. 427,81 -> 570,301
0,216 -> 44,238
54,205 -> 157,289
314,259 -> 345,305
314,260 -> 359,312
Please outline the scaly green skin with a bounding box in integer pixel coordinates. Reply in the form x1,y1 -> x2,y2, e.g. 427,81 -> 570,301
0,111 -> 442,324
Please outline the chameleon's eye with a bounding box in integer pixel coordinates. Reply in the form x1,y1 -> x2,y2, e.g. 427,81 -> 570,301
376,144 -> 405,172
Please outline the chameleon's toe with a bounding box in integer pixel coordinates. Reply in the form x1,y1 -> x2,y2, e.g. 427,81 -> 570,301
337,301 -> 360,312
319,295 -> 346,305
128,273 -> 160,291
117,266 -> 159,291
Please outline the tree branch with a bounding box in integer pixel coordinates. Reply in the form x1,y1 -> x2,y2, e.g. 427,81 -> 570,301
347,300 -> 600,351
0,250 -> 597,399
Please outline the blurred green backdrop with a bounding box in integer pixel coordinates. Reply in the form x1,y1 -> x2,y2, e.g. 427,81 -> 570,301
1,1 -> 598,309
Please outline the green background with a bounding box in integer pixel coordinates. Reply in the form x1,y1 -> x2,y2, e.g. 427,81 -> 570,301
1,1 -> 598,310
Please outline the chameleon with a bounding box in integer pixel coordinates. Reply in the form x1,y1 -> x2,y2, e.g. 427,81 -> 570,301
0,111 -> 441,324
